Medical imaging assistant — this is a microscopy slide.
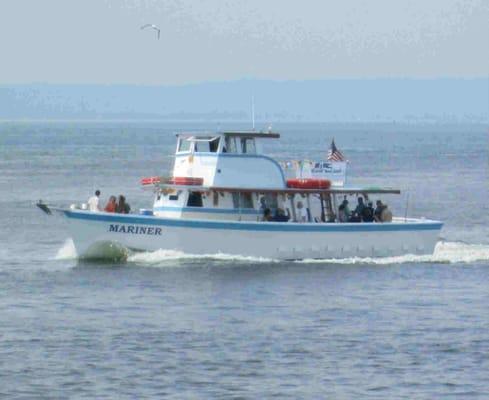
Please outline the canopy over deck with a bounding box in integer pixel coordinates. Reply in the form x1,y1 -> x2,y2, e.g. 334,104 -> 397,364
152,182 -> 400,195
221,131 -> 280,139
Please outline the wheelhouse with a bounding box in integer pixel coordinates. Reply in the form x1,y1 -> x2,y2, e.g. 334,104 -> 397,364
147,130 -> 402,223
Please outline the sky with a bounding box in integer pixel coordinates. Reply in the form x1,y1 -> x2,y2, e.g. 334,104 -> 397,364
0,0 -> 488,85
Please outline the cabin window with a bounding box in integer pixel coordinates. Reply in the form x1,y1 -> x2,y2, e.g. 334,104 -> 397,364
178,138 -> 191,152
241,138 -> 256,154
213,191 -> 219,206
225,136 -> 238,153
209,138 -> 220,152
194,141 -> 208,153
169,194 -> 179,201
232,193 -> 239,208
187,192 -> 203,207
232,192 -> 254,209
241,192 -> 254,208
194,137 -> 220,153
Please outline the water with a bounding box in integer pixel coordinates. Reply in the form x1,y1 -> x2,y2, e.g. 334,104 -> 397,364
1,121 -> 488,398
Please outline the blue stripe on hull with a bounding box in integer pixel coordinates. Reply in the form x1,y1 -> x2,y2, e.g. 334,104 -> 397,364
64,211 -> 443,233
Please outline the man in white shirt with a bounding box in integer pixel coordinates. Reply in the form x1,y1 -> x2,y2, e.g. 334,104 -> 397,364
87,190 -> 101,212
296,201 -> 308,222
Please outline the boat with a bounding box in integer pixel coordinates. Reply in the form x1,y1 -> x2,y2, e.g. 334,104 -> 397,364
37,130 -> 443,260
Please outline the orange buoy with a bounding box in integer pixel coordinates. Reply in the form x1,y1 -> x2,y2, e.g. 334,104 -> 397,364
140,176 -> 161,185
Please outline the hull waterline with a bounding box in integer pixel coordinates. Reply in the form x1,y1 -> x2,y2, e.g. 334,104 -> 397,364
63,210 -> 443,260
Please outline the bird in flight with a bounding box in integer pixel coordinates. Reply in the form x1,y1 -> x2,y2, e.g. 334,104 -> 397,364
140,24 -> 160,40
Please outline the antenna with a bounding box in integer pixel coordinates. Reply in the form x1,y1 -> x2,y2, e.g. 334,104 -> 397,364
251,95 -> 255,131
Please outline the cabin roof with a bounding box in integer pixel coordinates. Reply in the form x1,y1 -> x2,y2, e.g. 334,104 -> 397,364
176,131 -> 280,139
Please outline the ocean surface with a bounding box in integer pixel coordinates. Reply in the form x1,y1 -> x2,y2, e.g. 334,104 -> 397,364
1,121 -> 488,399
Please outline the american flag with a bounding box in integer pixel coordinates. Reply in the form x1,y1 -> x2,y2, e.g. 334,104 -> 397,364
327,139 -> 346,162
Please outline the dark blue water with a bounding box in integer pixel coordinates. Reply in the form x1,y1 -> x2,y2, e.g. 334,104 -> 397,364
1,121 -> 488,398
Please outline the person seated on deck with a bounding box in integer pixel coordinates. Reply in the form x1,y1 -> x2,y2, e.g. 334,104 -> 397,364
272,208 -> 290,222
361,201 -> 375,222
338,203 -> 349,222
354,196 -> 366,216
381,203 -> 393,222
116,195 -> 131,214
104,196 -> 117,213
374,200 -> 385,222
327,212 -> 336,223
263,208 -> 273,221
348,211 -> 361,222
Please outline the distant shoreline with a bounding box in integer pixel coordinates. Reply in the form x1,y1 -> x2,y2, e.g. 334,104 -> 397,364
0,119 -> 486,125
1,78 -> 487,123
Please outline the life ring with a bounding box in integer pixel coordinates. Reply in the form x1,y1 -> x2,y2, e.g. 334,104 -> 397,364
286,178 -> 331,189
140,176 -> 203,186
140,176 -> 161,185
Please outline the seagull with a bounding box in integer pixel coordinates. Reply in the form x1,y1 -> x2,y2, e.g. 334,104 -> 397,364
140,24 -> 160,40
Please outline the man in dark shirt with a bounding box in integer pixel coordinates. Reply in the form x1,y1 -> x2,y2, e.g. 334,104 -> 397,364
362,201 -> 375,222
354,197 -> 366,217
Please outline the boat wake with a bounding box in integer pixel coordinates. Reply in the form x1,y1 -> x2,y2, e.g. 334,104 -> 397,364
298,241 -> 489,265
128,249 -> 276,265
55,239 -> 78,260
54,239 -> 274,264
54,239 -> 489,266
54,239 -> 129,262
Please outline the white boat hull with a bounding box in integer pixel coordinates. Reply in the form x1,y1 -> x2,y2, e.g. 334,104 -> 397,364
62,210 -> 443,260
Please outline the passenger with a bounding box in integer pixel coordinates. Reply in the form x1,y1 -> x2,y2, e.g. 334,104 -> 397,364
348,211 -> 361,222
338,203 -> 349,222
87,190 -> 101,212
296,201 -> 308,222
116,195 -> 131,214
337,197 -> 349,222
354,196 -> 366,216
263,208 -> 273,221
362,201 -> 375,222
374,200 -> 385,222
273,208 -> 290,222
381,204 -> 393,222
104,196 -> 117,213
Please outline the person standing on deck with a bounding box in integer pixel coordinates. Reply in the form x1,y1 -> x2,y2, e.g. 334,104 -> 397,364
339,198 -> 351,221
296,201 -> 308,222
88,190 -> 101,212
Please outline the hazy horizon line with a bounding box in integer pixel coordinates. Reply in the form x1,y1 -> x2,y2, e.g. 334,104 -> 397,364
1,76 -> 488,88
